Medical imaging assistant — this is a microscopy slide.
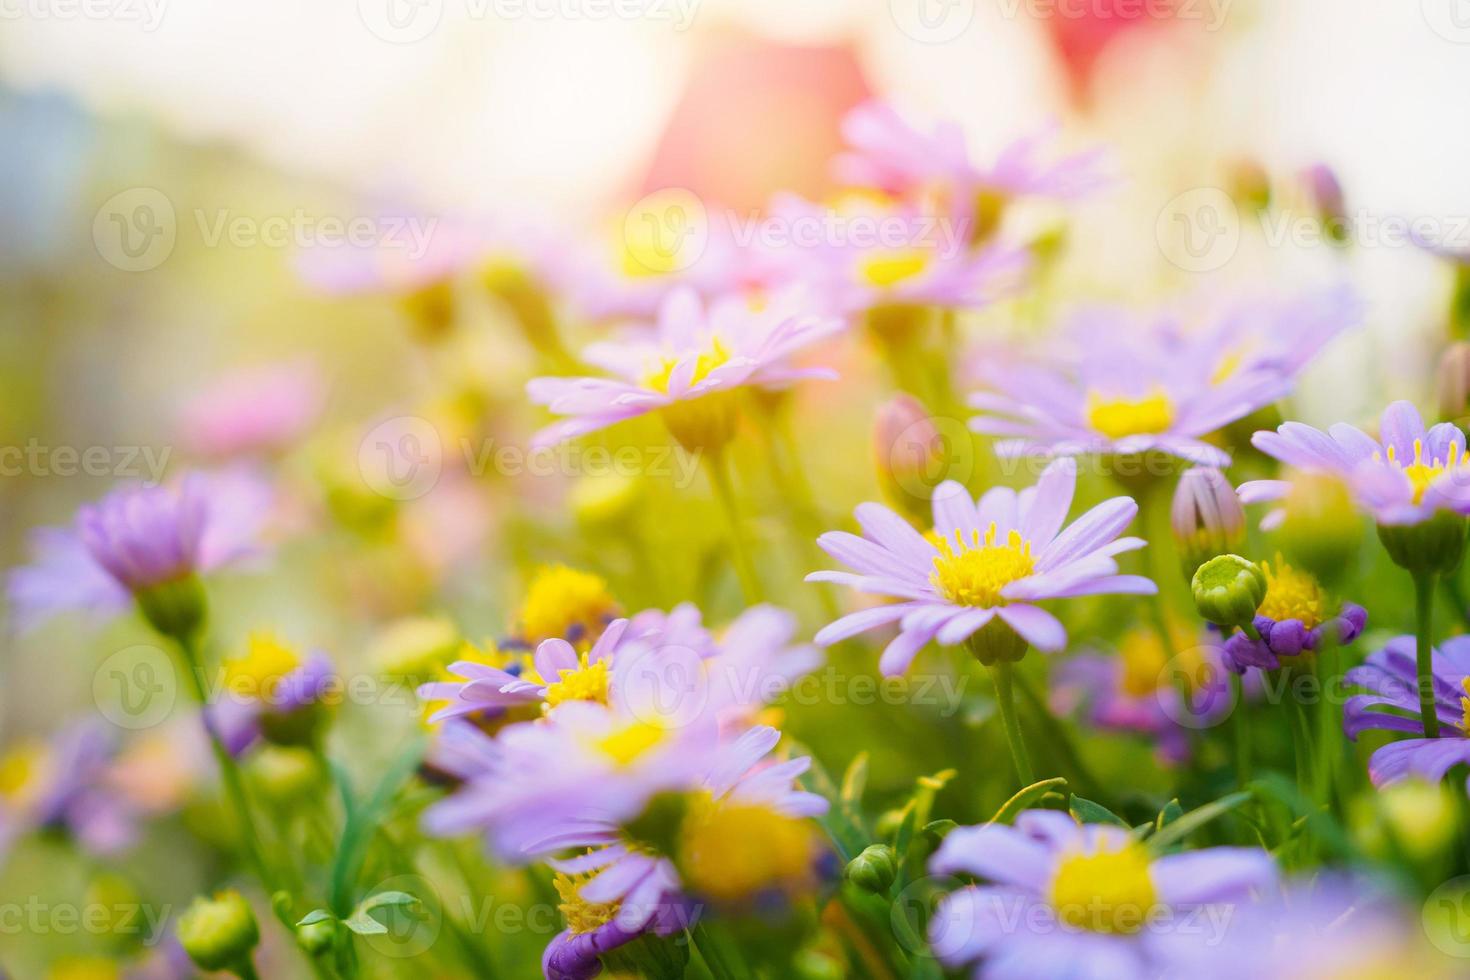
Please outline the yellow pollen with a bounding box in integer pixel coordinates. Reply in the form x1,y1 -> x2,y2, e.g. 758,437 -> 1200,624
1461,677 -> 1470,734
1050,839 -> 1159,934
0,740 -> 46,805
1380,438 -> 1465,505
678,794 -> 818,903
222,632 -> 301,702
859,250 -> 930,288
930,522 -> 1035,607
641,337 -> 732,394
595,721 -> 666,766
517,565 -> 619,646
1085,389 -> 1175,440
543,654 -> 611,709
1256,554 -> 1325,629
1118,624 -> 1203,697
554,872 -> 619,935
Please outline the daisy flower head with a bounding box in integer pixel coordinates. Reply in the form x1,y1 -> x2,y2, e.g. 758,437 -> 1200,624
526,285 -> 842,453
808,457 -> 1155,675
970,307 -> 1301,470
7,468 -> 274,636
1248,400 -> 1470,538
832,101 -> 1112,236
752,192 -> 1030,324
211,632 -> 339,755
0,720 -> 140,861
1345,635 -> 1470,788
1219,554 -> 1366,674
927,809 -> 1276,980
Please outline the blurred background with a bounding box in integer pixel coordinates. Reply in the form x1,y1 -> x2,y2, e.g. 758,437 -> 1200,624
6,0 -> 1470,971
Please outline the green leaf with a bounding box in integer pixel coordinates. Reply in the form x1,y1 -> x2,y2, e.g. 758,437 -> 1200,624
795,751 -> 866,862
343,891 -> 424,936
296,909 -> 334,927
328,738 -> 426,917
988,777 -> 1067,826
1146,791 -> 1252,852
840,752 -> 869,807
922,818 -> 958,842
1155,799 -> 1184,832
1069,795 -> 1129,828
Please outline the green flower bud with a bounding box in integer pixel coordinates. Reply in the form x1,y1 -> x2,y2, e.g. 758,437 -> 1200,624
296,917 -> 338,957
250,746 -> 319,805
135,575 -> 206,642
1276,473 -> 1362,584
964,617 -> 1028,666
176,890 -> 259,972
1191,555 -> 1267,628
844,844 -> 897,894
1378,511 -> 1469,575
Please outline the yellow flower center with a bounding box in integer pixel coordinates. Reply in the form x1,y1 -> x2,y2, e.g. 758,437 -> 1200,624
47,957 -> 121,980
595,721 -> 667,766
641,337 -> 732,394
1379,438 -> 1465,505
0,740 -> 46,805
930,522 -> 1035,607
1085,389 -> 1176,440
554,872 -> 619,935
1256,554 -> 1324,628
222,632 -> 301,702
679,795 -> 818,903
1050,839 -> 1159,934
518,565 -> 619,646
543,654 -> 611,709
1118,625 -> 1205,697
1460,677 -> 1470,734
859,250 -> 930,288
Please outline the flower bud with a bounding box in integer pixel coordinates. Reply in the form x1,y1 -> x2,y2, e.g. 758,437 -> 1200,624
1274,473 -> 1362,583
1437,342 -> 1470,425
569,472 -> 642,529
844,844 -> 897,893
1171,467 -> 1245,580
176,890 -> 259,972
296,917 -> 338,957
964,618 -> 1029,666
1377,511 -> 1469,575
250,746 -> 320,805
1191,555 -> 1267,628
874,395 -> 950,524
1300,163 -> 1347,245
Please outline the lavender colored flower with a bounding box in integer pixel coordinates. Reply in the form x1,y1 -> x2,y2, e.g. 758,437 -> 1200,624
0,720 -> 139,861
1171,466 -> 1245,576
7,468 -> 274,631
1246,400 -> 1470,526
1345,635 -> 1470,791
832,101 -> 1112,211
928,809 -> 1276,979
808,458 -> 1155,675
179,359 -> 323,458
1218,555 -> 1365,673
211,639 -> 338,756
526,286 -> 841,452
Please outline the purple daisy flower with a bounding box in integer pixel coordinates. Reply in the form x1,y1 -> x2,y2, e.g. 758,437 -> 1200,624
969,307 -> 1305,467
0,720 -> 140,862
211,643 -> 338,756
928,809 -> 1276,980
832,101 -> 1112,209
1218,554 -> 1366,673
1245,400 -> 1470,526
526,286 -> 841,451
751,192 -> 1030,317
808,458 -> 1155,675
1345,635 -> 1470,791
7,468 -> 273,632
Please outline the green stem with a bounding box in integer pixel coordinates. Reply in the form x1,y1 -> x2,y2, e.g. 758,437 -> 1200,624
767,413 -> 840,618
232,957 -> 262,980
1229,671 -> 1252,785
688,921 -> 750,980
1012,670 -> 1104,799
988,661 -> 1035,785
1285,694 -> 1314,799
1413,570 -> 1442,738
176,636 -> 277,894
1442,572 -> 1470,629
1312,638 -> 1340,814
705,451 -> 762,602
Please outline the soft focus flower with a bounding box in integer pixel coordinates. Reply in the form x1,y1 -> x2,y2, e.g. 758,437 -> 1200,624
1345,635 -> 1470,790
211,633 -> 338,754
8,468 -> 274,632
1220,555 -> 1366,673
175,890 -> 259,973
179,359 -> 323,459
1238,470 -> 1364,583
808,458 -> 1155,674
928,810 -> 1276,979
1247,400 -> 1470,527
0,720 -> 139,861
1171,467 -> 1245,579
526,286 -> 841,452
1051,626 -> 1239,763
512,564 -> 621,648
